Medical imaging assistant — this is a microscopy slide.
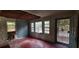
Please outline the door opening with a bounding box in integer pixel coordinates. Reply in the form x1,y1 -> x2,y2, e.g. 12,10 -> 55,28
7,21 -> 16,40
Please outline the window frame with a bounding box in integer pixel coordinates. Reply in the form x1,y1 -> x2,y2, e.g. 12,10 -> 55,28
44,20 -> 50,34
55,17 -> 71,47
35,21 -> 43,33
31,22 -> 34,32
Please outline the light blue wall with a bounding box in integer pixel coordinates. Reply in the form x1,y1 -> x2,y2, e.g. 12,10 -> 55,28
15,20 -> 28,39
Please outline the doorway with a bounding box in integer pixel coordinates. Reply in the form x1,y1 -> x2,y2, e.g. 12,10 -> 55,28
57,19 -> 70,44
7,21 -> 16,40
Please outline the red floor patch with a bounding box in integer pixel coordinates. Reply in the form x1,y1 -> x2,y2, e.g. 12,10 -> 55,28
9,38 -> 67,48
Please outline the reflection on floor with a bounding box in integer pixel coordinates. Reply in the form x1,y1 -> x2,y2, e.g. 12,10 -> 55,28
9,38 -> 68,48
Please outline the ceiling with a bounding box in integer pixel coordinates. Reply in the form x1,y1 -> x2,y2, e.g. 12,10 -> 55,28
0,10 -> 77,20
23,10 -> 75,17
0,10 -> 40,20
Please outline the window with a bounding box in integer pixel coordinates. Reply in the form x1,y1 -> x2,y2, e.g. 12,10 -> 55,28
44,21 -> 50,34
7,21 -> 16,32
35,21 -> 42,33
57,19 -> 70,44
31,23 -> 34,32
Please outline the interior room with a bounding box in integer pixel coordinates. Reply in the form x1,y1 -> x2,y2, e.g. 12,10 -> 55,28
0,10 -> 79,48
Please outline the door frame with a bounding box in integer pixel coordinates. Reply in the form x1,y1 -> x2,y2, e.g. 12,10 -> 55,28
55,17 -> 70,47
55,16 -> 78,48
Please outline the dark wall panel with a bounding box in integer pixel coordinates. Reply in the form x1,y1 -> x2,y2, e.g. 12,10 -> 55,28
15,20 -> 28,39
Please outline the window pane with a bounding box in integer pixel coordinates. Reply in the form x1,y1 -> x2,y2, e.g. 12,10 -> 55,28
45,25 -> 49,27
31,23 -> 34,32
45,27 -> 49,30
45,21 -> 50,24
35,21 -> 42,33
44,30 -> 49,34
7,21 -> 16,32
35,22 -> 38,32
31,23 -> 34,27
44,21 -> 50,34
45,29 -> 49,31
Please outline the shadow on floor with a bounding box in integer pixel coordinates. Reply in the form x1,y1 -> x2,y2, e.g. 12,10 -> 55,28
1,45 -> 10,48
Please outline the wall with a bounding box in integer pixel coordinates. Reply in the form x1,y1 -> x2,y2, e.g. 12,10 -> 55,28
77,15 -> 79,47
68,15 -> 78,48
0,17 -> 8,47
29,11 -> 78,48
29,12 -> 74,43
15,20 -> 28,39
